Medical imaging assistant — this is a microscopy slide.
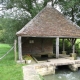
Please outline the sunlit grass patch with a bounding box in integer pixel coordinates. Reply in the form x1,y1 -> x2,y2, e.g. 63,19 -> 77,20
0,43 -> 24,80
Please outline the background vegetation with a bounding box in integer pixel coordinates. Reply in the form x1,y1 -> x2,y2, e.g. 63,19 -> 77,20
0,0 -> 80,44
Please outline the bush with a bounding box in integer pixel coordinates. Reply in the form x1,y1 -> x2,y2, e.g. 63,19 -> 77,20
0,30 -> 4,42
75,42 -> 80,56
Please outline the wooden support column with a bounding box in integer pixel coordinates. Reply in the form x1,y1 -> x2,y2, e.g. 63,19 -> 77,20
14,39 -> 17,61
18,36 -> 23,61
62,39 -> 65,51
56,37 -> 59,58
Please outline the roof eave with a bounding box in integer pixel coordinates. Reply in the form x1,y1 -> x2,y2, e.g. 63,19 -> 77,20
16,35 -> 80,38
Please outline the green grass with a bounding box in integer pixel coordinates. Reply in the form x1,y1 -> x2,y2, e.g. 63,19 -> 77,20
0,43 -> 24,80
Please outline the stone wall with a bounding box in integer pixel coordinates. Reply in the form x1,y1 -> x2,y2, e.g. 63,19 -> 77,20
35,63 -> 55,76
22,37 -> 53,56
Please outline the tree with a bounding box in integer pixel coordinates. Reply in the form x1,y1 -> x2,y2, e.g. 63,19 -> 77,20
1,0 -> 80,44
56,0 -> 80,24
0,18 -> 4,42
0,17 -> 30,44
0,0 -> 56,44
1,0 -> 44,18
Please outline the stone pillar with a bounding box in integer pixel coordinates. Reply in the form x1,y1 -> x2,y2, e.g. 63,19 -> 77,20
35,64 -> 56,76
69,64 -> 78,71
18,36 -> 23,61
62,39 -> 66,55
62,39 -> 65,51
56,37 -> 59,58
72,44 -> 75,53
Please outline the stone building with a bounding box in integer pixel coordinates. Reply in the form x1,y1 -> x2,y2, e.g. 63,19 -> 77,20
16,5 -> 80,60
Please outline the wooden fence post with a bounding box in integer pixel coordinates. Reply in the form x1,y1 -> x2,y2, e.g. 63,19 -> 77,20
14,39 -> 17,61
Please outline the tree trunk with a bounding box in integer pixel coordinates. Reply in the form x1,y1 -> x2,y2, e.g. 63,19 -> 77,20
71,8 -> 74,22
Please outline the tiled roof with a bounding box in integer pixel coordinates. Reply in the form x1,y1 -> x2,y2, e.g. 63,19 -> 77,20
16,6 -> 80,38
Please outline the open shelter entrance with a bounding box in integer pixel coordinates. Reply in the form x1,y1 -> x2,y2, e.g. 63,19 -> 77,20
17,36 -> 77,60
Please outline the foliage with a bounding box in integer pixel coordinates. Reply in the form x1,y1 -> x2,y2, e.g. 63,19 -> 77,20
23,54 -> 33,60
0,0 -> 80,44
0,0 -> 45,17
56,0 -> 80,24
59,39 -> 80,55
0,30 -> 4,42
0,19 -> 4,42
0,0 -> 50,44
0,43 -> 24,80
75,42 -> 80,56
59,39 -> 72,54
0,17 -> 30,44
53,39 -> 72,54
39,74 -> 44,80
0,0 -> 56,18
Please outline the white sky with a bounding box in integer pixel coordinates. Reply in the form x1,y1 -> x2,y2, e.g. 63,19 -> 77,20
38,0 -> 43,3
0,0 -> 61,18
0,0 -> 60,11
37,0 -> 61,12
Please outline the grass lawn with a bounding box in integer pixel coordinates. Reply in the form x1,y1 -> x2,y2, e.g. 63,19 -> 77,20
0,43 -> 24,80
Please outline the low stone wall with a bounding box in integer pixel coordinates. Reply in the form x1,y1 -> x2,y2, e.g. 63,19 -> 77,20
68,59 -> 80,71
69,64 -> 78,71
62,51 -> 66,55
22,57 -> 80,80
35,63 -> 55,76
70,53 -> 77,60
23,66 -> 41,80
23,63 -> 56,80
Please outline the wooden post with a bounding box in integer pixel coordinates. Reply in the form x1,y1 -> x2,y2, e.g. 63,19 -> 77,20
14,39 -> 17,61
62,39 -> 65,51
56,37 -> 59,58
18,36 -> 23,61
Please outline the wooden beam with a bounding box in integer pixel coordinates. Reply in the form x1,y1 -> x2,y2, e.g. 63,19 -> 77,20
56,37 -> 59,58
18,36 -> 23,61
